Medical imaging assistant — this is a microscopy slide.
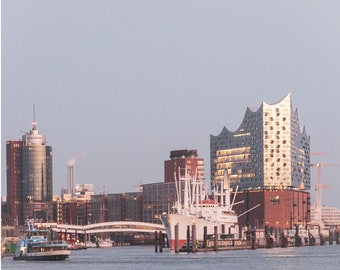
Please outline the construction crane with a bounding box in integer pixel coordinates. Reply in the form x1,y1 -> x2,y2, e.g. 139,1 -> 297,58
310,163 -> 335,208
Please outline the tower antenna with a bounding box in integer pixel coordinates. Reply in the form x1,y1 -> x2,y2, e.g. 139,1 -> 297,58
32,104 -> 37,129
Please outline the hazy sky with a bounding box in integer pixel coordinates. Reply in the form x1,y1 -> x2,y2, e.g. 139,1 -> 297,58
2,1 -> 340,208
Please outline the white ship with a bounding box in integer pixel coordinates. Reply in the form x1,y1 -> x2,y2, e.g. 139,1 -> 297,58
161,168 -> 242,249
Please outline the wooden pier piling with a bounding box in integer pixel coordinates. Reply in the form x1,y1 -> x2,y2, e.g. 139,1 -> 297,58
295,225 -> 302,247
203,226 -> 207,248
335,229 -> 340,245
154,231 -> 163,253
251,230 -> 256,249
175,224 -> 179,253
329,229 -> 333,245
154,231 -> 159,253
159,231 -> 163,253
192,224 -> 197,252
186,225 -> 190,252
214,226 -> 218,251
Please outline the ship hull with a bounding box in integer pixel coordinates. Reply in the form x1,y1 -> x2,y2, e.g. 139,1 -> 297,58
161,213 -> 239,249
13,250 -> 70,261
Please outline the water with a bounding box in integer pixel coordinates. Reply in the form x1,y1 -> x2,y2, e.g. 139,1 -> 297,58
2,245 -> 340,270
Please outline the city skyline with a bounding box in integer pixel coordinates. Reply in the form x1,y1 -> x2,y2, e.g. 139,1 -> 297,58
2,1 -> 340,209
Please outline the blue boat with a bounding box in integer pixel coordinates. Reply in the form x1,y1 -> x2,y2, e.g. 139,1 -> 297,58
13,220 -> 70,261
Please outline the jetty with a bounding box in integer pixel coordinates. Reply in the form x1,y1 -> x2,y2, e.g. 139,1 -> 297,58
154,224 -> 340,253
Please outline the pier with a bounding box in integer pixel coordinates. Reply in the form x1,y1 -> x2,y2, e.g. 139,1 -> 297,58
166,223 -> 340,253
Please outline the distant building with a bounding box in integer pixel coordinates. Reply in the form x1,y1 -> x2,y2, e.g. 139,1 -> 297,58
6,140 -> 24,225
55,196 -> 92,225
311,205 -> 340,228
90,192 -> 143,224
106,194 -> 121,222
164,149 -> 204,182
211,94 -> 311,229
55,199 -> 77,224
121,192 -> 143,221
74,184 -> 95,197
140,150 -> 206,224
106,192 -> 142,222
5,115 -> 53,225
142,182 -> 178,224
233,189 -> 310,229
87,182 -> 180,225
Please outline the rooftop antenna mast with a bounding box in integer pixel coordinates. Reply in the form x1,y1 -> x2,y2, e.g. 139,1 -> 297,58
32,104 -> 37,130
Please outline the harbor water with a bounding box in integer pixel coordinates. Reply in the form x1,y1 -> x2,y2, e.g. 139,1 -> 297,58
2,245 -> 340,270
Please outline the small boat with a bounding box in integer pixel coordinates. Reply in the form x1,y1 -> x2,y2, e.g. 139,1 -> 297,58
13,220 -> 70,261
67,242 -> 87,250
95,239 -> 112,248
85,241 -> 97,248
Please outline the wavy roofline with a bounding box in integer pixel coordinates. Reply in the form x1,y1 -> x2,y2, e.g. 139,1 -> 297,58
262,92 -> 291,107
211,92 -> 307,137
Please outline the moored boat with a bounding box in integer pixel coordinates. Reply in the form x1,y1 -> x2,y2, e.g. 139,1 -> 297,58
161,168 -> 244,249
13,220 -> 70,261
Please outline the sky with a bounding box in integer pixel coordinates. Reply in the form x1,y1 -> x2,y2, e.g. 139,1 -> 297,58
2,1 -> 340,209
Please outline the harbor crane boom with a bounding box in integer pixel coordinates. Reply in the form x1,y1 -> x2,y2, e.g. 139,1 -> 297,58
310,163 -> 335,207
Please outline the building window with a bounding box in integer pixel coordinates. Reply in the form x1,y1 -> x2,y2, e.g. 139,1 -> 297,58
270,196 -> 280,204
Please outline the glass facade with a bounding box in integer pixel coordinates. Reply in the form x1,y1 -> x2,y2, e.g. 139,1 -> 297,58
20,124 -> 53,223
105,192 -> 143,222
142,182 -> 178,224
123,192 -> 142,221
210,93 -> 310,191
22,145 -> 53,202
107,194 -> 122,221
5,122 -> 53,224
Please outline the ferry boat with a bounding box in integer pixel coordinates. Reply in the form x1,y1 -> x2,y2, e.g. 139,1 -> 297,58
161,168 -> 244,249
13,220 -> 70,261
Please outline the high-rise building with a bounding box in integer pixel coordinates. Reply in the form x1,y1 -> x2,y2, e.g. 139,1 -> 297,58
164,149 -> 205,182
210,94 -> 311,229
6,140 -> 24,225
210,93 -> 310,191
5,115 -> 53,225
22,120 -> 53,203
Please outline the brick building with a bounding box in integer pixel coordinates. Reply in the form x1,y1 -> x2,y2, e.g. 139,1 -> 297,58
233,189 -> 310,229
164,149 -> 204,182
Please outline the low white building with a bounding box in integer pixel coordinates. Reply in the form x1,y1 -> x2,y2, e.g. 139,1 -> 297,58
311,204 -> 340,228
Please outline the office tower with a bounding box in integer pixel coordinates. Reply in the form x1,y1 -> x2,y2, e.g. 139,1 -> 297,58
6,140 -> 24,225
164,149 -> 205,182
6,114 -> 53,224
22,120 -> 53,202
22,120 -> 53,222
210,93 -> 311,229
210,93 -> 310,191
